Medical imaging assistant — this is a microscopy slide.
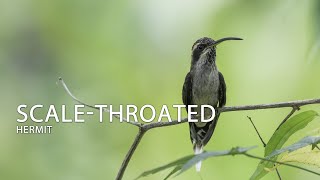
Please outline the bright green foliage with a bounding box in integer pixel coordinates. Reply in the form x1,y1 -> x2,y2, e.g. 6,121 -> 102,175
267,136 -> 320,158
137,146 -> 256,179
250,110 -> 319,180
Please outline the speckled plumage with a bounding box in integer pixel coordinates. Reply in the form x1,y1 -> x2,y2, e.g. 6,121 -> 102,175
182,37 -> 226,155
182,36 -> 242,171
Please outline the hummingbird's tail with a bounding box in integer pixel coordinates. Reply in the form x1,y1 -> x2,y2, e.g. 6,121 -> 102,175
189,110 -> 220,172
194,144 -> 203,172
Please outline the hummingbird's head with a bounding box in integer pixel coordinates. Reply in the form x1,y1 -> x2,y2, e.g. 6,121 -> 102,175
191,36 -> 242,65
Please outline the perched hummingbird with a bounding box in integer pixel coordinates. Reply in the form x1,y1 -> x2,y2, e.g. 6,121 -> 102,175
182,37 -> 242,171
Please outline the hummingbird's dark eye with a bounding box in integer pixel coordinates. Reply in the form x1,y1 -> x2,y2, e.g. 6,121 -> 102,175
197,44 -> 205,50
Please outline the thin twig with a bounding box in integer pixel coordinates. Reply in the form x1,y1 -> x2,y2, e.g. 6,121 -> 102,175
276,169 -> 282,180
244,153 -> 320,176
220,99 -> 320,112
58,77 -> 142,127
247,116 -> 266,147
273,107 -> 299,180
276,107 -> 298,130
247,116 -> 281,179
58,77 -> 320,179
116,128 -> 146,180
142,118 -> 188,130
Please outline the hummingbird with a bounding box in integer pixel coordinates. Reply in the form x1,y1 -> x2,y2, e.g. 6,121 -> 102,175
182,37 -> 242,171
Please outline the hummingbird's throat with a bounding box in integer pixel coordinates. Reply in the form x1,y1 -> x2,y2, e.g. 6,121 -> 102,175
203,48 -> 216,64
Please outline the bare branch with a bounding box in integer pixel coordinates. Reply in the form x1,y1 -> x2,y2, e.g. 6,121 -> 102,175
58,77 -> 320,179
142,118 -> 188,130
116,128 -> 146,180
247,116 -> 266,147
59,77 -> 320,129
220,99 -> 320,112
247,116 -> 282,179
58,77 -> 142,127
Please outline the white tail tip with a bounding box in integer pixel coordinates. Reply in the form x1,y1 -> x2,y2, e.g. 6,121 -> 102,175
194,145 -> 203,172
196,161 -> 202,172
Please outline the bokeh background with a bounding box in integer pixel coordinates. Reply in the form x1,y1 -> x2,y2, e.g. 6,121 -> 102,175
1,0 -> 320,179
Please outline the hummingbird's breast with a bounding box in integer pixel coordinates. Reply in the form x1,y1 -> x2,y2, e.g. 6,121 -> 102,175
192,61 -> 220,111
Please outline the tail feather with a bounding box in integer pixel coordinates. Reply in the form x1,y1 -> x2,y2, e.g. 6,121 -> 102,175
189,110 -> 220,172
194,145 -> 203,172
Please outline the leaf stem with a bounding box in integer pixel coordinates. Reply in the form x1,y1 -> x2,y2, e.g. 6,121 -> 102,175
116,128 -> 146,180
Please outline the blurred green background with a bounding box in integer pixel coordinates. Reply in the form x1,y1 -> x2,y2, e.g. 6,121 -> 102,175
1,0 -> 320,179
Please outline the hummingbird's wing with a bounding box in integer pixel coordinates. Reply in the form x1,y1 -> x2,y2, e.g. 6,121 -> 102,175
182,72 -> 193,111
218,72 -> 226,107
201,72 -> 226,146
183,72 -> 200,144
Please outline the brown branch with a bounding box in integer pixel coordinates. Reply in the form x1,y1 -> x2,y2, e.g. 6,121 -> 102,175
247,116 -> 282,179
220,99 -> 320,112
247,116 -> 266,147
58,77 -> 142,127
142,118 -> 188,130
116,128 -> 146,180
58,77 -> 320,180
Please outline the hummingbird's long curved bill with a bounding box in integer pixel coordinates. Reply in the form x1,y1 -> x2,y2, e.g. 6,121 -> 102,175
210,37 -> 243,47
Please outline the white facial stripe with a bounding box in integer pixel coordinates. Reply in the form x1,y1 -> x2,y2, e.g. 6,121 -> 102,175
192,43 -> 201,51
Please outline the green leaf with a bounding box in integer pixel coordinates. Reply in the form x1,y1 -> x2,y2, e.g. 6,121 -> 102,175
265,111 -> 318,156
267,136 -> 320,158
278,146 -> 320,169
178,146 -> 257,176
266,136 -> 320,171
250,110 -> 318,180
135,155 -> 194,179
136,146 -> 256,179
164,165 -> 182,180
